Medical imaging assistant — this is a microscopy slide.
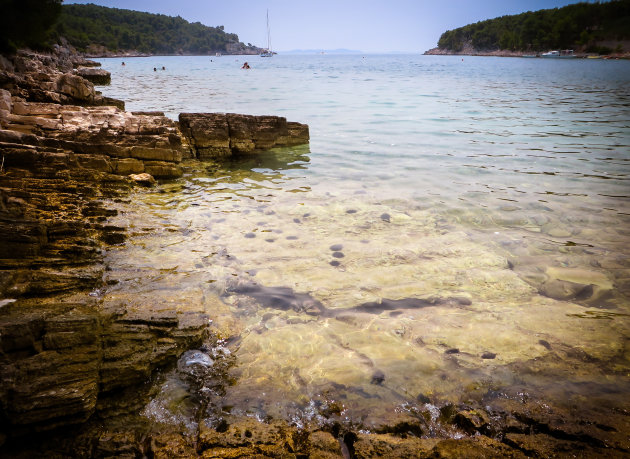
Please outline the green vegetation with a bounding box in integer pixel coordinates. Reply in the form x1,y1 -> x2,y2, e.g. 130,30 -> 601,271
437,0 -> 630,53
0,0 -> 62,52
56,3 -> 256,55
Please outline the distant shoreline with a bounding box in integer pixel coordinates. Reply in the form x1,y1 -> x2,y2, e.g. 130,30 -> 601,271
83,51 -> 261,58
423,47 -> 630,59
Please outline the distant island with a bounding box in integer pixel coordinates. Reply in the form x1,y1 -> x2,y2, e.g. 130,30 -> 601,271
282,49 -> 363,55
425,0 -> 630,57
56,3 -> 262,56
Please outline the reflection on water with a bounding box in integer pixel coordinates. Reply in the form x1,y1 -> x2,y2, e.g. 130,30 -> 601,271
97,54 -> 630,434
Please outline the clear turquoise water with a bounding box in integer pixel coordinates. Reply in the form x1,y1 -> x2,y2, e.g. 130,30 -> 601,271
98,55 -> 630,430
100,54 -> 630,209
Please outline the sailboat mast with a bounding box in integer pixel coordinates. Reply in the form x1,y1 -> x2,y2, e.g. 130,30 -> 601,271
267,9 -> 272,53
261,9 -> 273,57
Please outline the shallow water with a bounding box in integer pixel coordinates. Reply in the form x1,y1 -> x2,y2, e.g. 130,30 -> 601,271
98,55 -> 630,430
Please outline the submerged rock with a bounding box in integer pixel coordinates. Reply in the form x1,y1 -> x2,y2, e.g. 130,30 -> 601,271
539,267 -> 614,305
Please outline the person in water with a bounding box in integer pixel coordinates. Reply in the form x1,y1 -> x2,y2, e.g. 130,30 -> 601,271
121,61 -> 125,66
241,62 -> 250,69
162,66 -> 166,70
153,67 -> 157,71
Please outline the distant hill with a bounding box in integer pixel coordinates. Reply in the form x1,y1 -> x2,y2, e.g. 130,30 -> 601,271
56,4 -> 261,56
432,0 -> 630,55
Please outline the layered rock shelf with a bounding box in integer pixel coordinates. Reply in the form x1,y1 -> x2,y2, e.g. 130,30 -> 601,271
179,112 -> 309,158
0,45 -> 310,453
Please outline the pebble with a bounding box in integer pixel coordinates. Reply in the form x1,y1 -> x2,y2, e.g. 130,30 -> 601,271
265,238 -> 276,243
445,348 -> 460,354
329,260 -> 341,267
286,235 -> 298,240
538,339 -> 552,350
244,232 -> 256,238
346,209 -> 357,214
332,252 -> 345,258
293,218 -> 301,223
481,352 -> 496,359
329,244 -> 343,251
380,213 -> 391,222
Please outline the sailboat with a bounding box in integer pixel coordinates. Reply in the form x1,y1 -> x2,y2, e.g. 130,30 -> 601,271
260,10 -> 273,57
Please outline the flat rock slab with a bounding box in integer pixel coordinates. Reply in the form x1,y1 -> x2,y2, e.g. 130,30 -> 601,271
75,67 -> 111,85
179,112 -> 309,159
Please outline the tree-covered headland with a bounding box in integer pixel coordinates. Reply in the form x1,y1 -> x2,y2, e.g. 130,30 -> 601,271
56,3 -> 259,55
0,0 -> 62,52
437,0 -> 630,54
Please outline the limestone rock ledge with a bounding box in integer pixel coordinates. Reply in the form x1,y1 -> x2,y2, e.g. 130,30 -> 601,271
0,91 -> 184,179
74,67 -> 112,86
0,297 -> 209,435
179,112 -> 310,159
0,47 -> 311,448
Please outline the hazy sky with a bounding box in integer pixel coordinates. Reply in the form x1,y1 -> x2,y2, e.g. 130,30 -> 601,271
65,0 -> 589,53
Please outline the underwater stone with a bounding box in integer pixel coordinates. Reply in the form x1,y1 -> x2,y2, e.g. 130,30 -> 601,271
454,409 -> 490,435
346,209 -> 357,214
371,370 -> 386,385
481,352 -> 497,359
332,252 -> 345,258
445,348 -> 460,354
244,232 -> 256,238
329,244 -> 343,251
380,213 -> 391,222
330,260 -> 341,267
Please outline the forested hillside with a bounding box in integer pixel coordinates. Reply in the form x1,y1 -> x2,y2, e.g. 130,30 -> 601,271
0,0 -> 61,52
56,3 -> 260,55
437,0 -> 630,53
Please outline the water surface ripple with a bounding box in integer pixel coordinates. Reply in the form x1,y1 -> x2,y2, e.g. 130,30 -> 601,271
100,55 -> 630,431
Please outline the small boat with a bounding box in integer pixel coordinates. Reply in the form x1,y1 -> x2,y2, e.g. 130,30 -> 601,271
260,10 -> 273,57
541,50 -> 577,59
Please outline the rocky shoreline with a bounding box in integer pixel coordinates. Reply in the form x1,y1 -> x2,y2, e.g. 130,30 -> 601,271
424,44 -> 630,59
1,47 -> 628,458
